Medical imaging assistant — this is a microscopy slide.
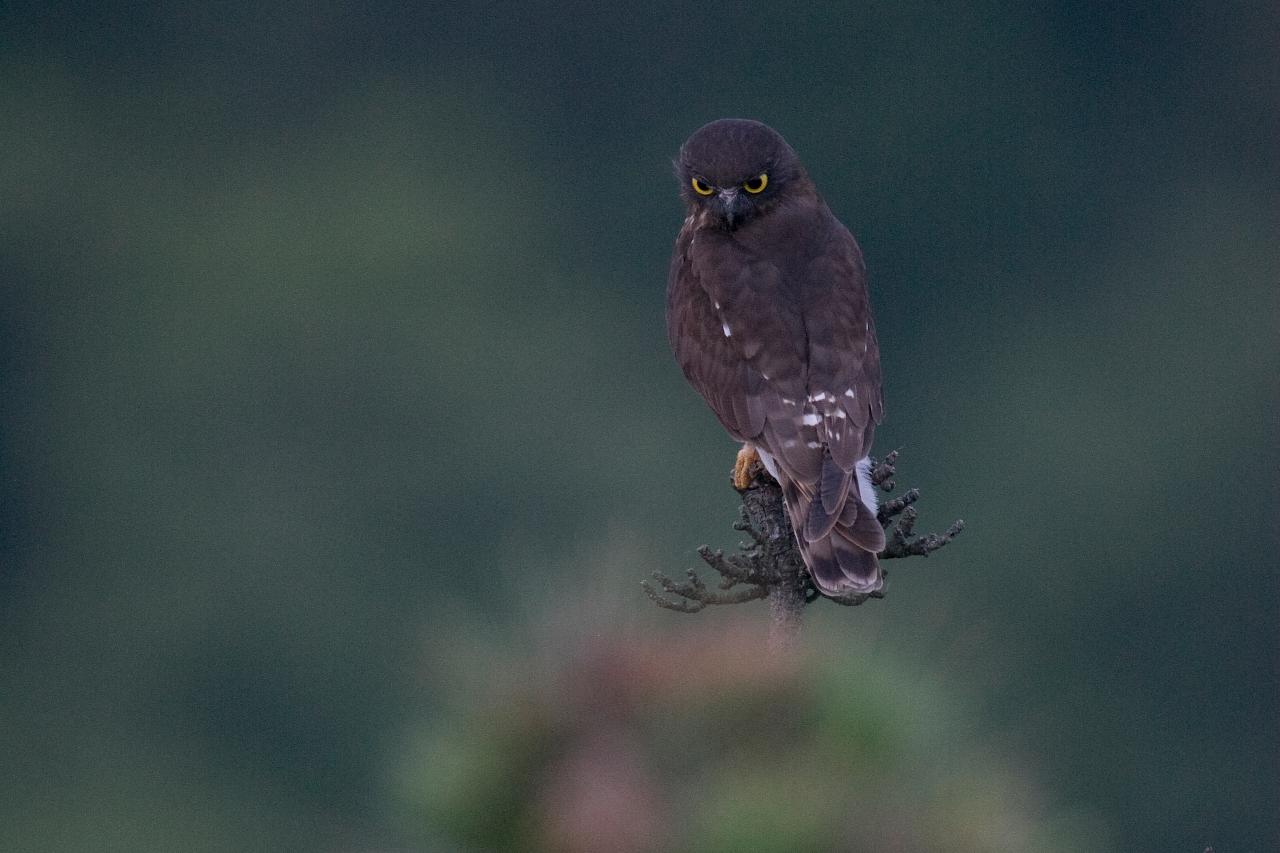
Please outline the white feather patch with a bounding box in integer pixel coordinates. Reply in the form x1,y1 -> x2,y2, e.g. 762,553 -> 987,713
801,413 -> 821,426
856,457 -> 877,513
757,449 -> 780,480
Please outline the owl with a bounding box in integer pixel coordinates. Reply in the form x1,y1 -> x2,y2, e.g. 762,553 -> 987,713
667,118 -> 885,596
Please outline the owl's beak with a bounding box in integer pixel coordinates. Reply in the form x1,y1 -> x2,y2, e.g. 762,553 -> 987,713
716,188 -> 745,228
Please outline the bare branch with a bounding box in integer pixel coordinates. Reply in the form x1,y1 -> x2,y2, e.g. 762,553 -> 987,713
642,569 -> 769,612
870,449 -> 899,489
882,516 -> 966,560
877,488 -> 920,523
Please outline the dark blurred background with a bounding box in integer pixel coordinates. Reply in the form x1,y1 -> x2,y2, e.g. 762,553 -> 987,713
1,2 -> 1276,850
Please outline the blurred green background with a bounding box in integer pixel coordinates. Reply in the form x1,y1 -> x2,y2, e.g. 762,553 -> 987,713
2,1 -> 1276,850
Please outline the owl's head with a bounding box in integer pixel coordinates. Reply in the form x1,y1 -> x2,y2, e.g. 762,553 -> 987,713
675,118 -> 808,230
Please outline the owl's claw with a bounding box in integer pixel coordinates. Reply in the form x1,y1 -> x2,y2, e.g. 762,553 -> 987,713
733,444 -> 764,490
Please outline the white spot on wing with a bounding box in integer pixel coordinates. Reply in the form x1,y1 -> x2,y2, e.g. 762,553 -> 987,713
802,413 -> 821,426
806,441 -> 822,449
722,321 -> 732,337
810,391 -> 828,402
845,388 -> 856,399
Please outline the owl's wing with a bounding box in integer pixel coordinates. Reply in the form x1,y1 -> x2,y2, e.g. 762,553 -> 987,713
802,219 -> 884,471
782,218 -> 886,594
666,230 -> 807,449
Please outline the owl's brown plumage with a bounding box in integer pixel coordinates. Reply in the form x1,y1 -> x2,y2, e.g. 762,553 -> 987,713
666,119 -> 885,596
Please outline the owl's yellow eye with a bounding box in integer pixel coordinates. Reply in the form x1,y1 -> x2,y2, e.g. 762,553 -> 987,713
691,177 -> 714,196
743,173 -> 769,194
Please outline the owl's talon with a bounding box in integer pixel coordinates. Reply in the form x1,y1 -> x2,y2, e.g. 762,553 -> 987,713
733,444 -> 763,490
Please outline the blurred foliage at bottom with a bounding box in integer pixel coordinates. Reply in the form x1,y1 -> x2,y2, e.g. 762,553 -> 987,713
399,617 -> 1107,852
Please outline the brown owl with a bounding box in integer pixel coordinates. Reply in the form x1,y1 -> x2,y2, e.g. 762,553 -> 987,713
667,118 -> 885,597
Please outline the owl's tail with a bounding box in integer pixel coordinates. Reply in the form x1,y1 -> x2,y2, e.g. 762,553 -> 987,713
781,457 -> 885,596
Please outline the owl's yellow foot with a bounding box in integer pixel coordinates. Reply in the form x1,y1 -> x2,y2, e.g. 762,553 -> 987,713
733,444 -> 764,490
